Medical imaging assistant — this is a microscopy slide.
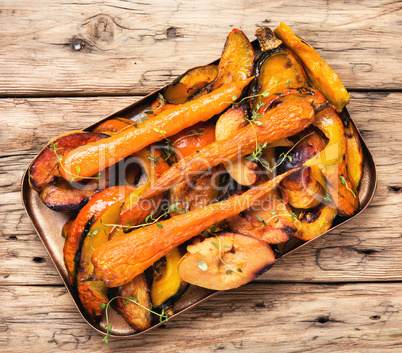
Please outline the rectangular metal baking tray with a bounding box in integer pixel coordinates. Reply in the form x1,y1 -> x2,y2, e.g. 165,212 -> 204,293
21,39 -> 377,338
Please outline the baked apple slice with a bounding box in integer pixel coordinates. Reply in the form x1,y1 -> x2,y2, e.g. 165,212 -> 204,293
178,232 -> 275,290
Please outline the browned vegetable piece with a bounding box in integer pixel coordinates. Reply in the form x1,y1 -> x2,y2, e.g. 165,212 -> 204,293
111,274 -> 153,332
279,128 -> 327,209
61,218 -> 74,239
120,148 -> 170,228
92,169 -> 296,288
215,105 -> 258,186
255,26 -> 282,51
164,65 -> 218,104
274,22 -> 350,112
142,101 -> 316,200
39,178 -> 106,212
77,202 -> 122,320
293,205 -> 338,241
151,247 -> 187,308
212,28 -> 255,90
344,118 -> 364,189
250,46 -> 308,109
226,191 -> 296,244
178,232 -> 276,290
92,117 -> 137,134
169,166 -> 221,215
29,131 -> 108,192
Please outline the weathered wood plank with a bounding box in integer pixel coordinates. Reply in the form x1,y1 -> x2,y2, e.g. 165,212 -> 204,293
0,92 -> 400,285
1,283 -> 402,352
0,0 -> 400,95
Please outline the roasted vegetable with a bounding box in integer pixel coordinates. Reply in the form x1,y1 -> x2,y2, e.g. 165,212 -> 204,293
29,131 -> 108,191
164,65 -> 218,104
77,201 -> 122,320
151,247 -> 186,308
212,29 -> 255,90
304,106 -> 359,216
92,170 -> 296,288
39,179 -> 99,212
250,46 -> 308,109
60,78 -> 253,181
344,117 -> 364,189
169,166 -> 221,215
279,128 -> 327,209
61,218 -> 74,239
169,121 -> 216,160
226,191 -> 296,244
274,22 -> 350,112
63,185 -> 135,286
92,117 -> 137,134
215,105 -> 258,186
293,205 -> 338,241
142,100 -> 316,199
110,274 -> 153,331
120,148 -> 170,228
178,232 -> 276,290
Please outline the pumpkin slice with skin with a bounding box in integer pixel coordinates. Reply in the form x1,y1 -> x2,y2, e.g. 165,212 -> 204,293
274,22 -> 350,112
151,247 -> 187,309
344,117 -> 364,189
77,201 -> 123,320
29,131 -> 109,192
178,232 -> 276,291
164,65 -> 218,104
63,185 -> 136,286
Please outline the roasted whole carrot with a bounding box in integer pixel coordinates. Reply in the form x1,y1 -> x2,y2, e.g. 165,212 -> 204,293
63,185 -> 136,286
92,169 -> 297,288
59,78 -> 253,181
142,100 -> 316,199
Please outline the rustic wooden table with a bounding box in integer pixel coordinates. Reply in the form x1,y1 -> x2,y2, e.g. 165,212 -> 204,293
1,1 -> 401,352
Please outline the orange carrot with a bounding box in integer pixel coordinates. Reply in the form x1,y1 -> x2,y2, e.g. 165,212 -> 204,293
142,100 -> 316,199
92,169 -> 297,288
59,78 -> 253,181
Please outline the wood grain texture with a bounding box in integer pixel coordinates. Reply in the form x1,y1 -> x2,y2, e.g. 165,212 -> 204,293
0,92 -> 400,286
0,0 -> 400,96
1,283 -> 402,352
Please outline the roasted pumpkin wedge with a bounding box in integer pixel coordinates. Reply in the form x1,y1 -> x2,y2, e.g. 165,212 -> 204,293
215,105 -> 258,186
77,201 -> 122,320
344,117 -> 364,189
274,22 -> 350,112
293,205 -> 338,241
92,117 -> 137,134
250,47 -> 308,109
63,185 -> 135,286
164,65 -> 218,104
151,247 -> 187,308
278,127 -> 327,209
178,232 -> 276,290
61,218 -> 74,239
29,131 -> 108,192
39,178 -> 105,212
304,106 -> 359,216
110,273 -> 153,332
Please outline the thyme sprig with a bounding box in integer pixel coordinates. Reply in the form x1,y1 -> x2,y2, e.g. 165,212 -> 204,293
340,175 -> 357,199
256,211 -> 298,229
246,132 -> 315,173
100,295 -> 169,344
49,142 -> 100,183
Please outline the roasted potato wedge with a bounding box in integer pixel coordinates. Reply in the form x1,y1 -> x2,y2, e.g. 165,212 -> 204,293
178,232 -> 276,290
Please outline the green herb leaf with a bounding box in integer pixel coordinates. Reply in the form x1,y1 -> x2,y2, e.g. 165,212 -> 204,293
156,222 -> 163,229
226,269 -> 233,275
197,260 -> 208,271
100,302 -> 106,309
211,241 -> 219,248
